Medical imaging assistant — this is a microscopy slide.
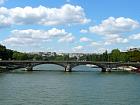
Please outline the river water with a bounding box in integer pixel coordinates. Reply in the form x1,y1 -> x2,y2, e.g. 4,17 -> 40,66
0,64 -> 140,105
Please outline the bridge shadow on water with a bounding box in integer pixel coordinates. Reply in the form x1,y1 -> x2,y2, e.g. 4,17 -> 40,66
33,64 -> 65,72
9,64 -> 137,75
10,64 -> 102,72
72,65 -> 102,72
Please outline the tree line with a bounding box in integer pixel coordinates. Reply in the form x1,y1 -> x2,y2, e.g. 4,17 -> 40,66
0,44 -> 140,62
85,49 -> 140,62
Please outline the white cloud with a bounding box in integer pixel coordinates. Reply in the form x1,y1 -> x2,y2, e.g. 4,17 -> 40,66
80,37 -> 91,42
0,4 -> 90,28
104,38 -> 128,45
86,17 -> 137,45
104,34 -> 128,45
127,46 -> 140,50
95,48 -> 107,54
89,17 -> 139,35
91,41 -> 101,46
80,29 -> 88,33
58,34 -> 75,42
73,45 -> 83,51
0,15 -> 11,28
129,33 -> 140,40
2,28 -> 74,46
2,37 -> 39,46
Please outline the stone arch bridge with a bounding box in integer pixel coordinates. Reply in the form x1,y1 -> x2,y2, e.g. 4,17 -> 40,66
0,61 -> 140,72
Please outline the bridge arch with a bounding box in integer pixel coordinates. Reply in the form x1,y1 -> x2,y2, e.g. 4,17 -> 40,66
31,62 -> 66,70
70,63 -> 105,71
72,64 -> 101,71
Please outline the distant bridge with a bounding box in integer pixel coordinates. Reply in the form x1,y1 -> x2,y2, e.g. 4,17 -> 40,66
0,60 -> 140,72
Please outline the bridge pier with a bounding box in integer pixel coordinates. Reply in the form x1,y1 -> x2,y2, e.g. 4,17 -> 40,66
101,68 -> 112,72
0,68 -> 4,73
25,66 -> 33,71
101,68 -> 106,72
0,66 -> 8,72
65,64 -> 72,72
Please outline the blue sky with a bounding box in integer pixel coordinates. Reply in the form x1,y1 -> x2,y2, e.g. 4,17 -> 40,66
0,0 -> 140,53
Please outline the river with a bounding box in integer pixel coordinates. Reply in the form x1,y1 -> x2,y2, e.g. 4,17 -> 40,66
0,64 -> 140,105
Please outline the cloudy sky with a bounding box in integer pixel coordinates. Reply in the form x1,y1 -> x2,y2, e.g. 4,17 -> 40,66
0,0 -> 140,53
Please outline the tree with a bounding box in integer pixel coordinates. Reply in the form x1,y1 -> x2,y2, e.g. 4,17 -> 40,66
33,54 -> 42,60
79,55 -> 87,61
0,44 -> 6,60
64,54 -> 69,60
102,50 -> 108,61
127,50 -> 140,62
5,49 -> 13,60
0,44 -> 6,51
110,49 -> 121,62
54,55 -> 64,61
119,52 -> 128,62
91,54 -> 97,61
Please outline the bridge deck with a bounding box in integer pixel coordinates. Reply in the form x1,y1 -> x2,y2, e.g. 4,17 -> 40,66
0,60 -> 111,63
0,60 -> 140,65
0,60 -> 140,72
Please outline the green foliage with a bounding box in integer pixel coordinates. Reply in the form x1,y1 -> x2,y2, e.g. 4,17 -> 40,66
54,55 -> 64,61
0,44 -> 6,51
0,44 -> 13,60
102,50 -> 108,61
110,49 -> 121,62
12,51 -> 28,60
64,54 -> 69,60
127,50 -> 140,62
119,52 -> 129,62
33,54 -> 43,60
79,55 -> 87,61
0,44 -> 140,62
78,49 -> 140,62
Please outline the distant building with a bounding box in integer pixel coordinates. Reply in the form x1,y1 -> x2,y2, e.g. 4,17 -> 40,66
128,48 -> 140,51
57,53 -> 65,56
68,53 -> 84,58
44,52 -> 56,57
29,52 -> 56,57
